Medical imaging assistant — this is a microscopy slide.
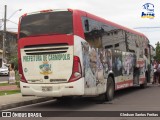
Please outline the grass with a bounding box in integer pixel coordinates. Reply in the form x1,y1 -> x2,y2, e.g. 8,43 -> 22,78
0,81 -> 20,87
0,83 -> 10,86
0,90 -> 21,96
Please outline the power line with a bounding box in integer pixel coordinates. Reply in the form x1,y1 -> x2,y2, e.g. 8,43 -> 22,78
7,19 -> 18,25
134,27 -> 160,29
0,8 -> 21,28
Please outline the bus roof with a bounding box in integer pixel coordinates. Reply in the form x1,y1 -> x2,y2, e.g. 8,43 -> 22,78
21,8 -> 148,41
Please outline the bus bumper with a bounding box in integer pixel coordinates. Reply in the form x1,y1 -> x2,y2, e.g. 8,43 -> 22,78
20,78 -> 84,97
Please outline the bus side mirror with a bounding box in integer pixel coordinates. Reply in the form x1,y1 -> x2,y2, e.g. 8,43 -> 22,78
84,20 -> 89,31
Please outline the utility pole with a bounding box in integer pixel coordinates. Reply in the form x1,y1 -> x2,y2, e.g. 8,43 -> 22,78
2,5 -> 7,65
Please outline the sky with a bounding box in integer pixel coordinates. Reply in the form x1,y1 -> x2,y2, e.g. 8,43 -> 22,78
0,0 -> 160,47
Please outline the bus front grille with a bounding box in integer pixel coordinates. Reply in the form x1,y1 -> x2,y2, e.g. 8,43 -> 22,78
24,43 -> 69,55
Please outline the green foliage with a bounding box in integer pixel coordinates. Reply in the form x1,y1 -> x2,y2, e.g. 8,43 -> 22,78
0,83 -> 9,86
15,70 -> 20,88
0,90 -> 20,96
155,42 -> 160,61
8,55 -> 20,88
9,55 -> 18,70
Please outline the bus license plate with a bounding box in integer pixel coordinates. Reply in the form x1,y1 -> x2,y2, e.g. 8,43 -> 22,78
42,86 -> 52,92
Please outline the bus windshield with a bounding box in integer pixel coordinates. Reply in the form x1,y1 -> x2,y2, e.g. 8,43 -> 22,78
19,11 -> 73,38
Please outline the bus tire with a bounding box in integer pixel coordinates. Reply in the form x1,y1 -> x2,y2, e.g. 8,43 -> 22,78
105,77 -> 115,101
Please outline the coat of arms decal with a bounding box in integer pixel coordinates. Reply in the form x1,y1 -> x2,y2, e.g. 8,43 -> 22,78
39,61 -> 52,75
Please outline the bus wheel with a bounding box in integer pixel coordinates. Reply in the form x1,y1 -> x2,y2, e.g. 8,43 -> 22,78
105,77 -> 115,101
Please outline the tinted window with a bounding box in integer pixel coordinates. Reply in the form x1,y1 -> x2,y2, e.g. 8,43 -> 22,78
20,11 -> 73,38
81,16 -> 103,48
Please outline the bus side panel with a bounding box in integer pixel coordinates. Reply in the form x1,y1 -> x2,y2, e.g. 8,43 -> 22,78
73,35 -> 85,95
73,10 -> 86,39
114,51 -> 136,90
114,51 -> 146,90
136,58 -> 146,84
81,41 -> 111,95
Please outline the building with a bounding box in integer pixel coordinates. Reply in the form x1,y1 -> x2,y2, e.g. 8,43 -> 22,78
0,31 -> 17,67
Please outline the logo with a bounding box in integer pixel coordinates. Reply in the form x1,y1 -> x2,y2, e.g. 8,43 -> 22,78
39,61 -> 52,75
2,112 -> 11,117
141,3 -> 155,19
1,112 -> 42,117
24,68 -> 28,73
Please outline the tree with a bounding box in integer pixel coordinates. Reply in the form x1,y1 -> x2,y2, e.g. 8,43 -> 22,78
155,41 -> 160,61
9,54 -> 18,70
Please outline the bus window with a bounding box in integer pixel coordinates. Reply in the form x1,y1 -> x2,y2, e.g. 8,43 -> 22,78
81,17 -> 102,48
20,11 -> 73,38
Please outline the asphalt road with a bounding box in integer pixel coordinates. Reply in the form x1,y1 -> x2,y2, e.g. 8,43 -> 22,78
3,84 -> 160,120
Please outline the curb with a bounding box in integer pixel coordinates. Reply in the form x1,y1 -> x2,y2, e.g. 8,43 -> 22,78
0,81 -> 8,84
0,97 -> 53,110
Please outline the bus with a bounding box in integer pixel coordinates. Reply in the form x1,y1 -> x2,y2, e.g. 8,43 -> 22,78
18,9 -> 151,101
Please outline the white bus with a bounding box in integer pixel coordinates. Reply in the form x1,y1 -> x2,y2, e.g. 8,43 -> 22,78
18,9 -> 151,101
